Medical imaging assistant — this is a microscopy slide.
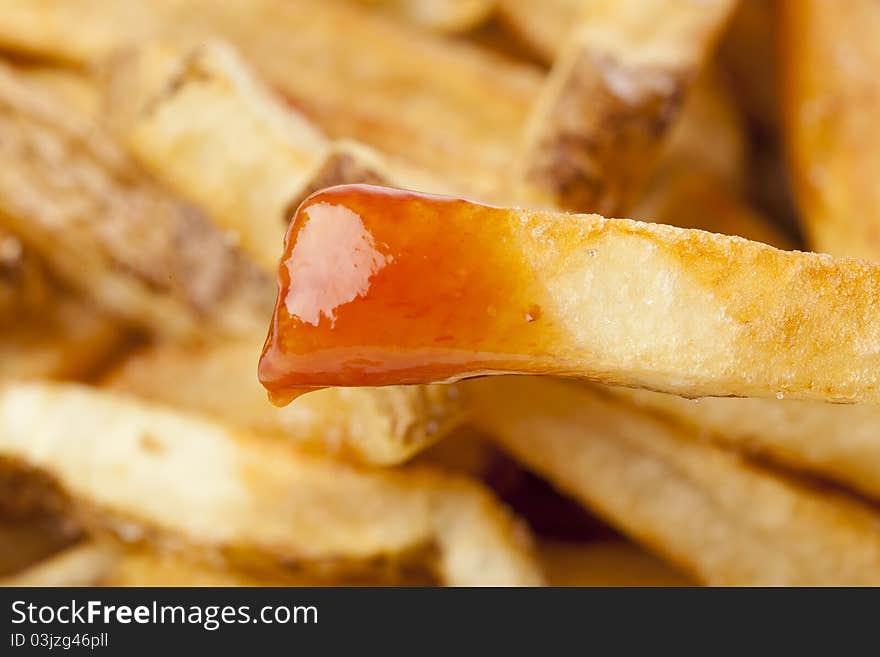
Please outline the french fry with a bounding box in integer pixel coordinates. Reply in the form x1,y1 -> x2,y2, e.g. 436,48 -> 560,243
180,0 -> 540,201
0,229 -> 50,327
0,0 -> 541,203
622,124 -> 880,505
635,170 -> 790,249
13,65 -> 101,119
0,515 -> 78,577
261,184 -> 880,404
519,0 -> 737,214
105,335 -> 466,466
350,0 -> 494,33
539,539 -> 691,586
103,39 -> 328,274
0,542 -> 118,587
102,40 -> 449,274
0,61 -> 272,338
780,0 -> 880,260
496,0 -> 582,63
645,69 -> 748,198
100,547 -> 423,587
1,298 -> 126,382
717,0 -> 779,134
609,387 -> 880,502
0,229 -> 127,381
470,376 -> 880,586
0,541 -> 408,586
0,383 -> 542,586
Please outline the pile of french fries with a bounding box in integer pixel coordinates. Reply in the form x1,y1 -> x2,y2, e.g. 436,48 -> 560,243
1,0 -> 879,587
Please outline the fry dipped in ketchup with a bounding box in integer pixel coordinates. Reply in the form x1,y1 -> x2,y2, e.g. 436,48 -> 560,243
260,184 -> 880,406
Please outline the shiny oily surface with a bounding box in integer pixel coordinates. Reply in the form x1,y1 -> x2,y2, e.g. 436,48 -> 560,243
260,184 -> 561,403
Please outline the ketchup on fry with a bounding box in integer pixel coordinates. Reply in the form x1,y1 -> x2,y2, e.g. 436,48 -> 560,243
258,184 -> 549,404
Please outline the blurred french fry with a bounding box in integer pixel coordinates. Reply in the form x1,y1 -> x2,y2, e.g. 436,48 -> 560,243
0,229 -> 50,326
0,61 -> 272,338
610,387 -> 880,503
718,0 -> 778,134
179,0 -> 540,201
103,39 -> 329,273
13,65 -> 100,119
636,171 -> 790,249
100,548 -> 421,587
470,377 -> 880,586
780,0 -> 880,260
105,336 -> 466,466
0,542 -> 118,587
496,0 -> 582,63
1,298 -> 126,382
265,185 -> 880,403
0,0 -> 541,202
539,539 -> 691,586
0,229 -> 127,381
647,69 -> 748,197
0,541 -> 410,586
350,0 -> 494,32
0,515 -> 78,577
103,40 -> 444,273
0,383 -> 542,586
520,0 -> 737,214
0,1 -> 171,64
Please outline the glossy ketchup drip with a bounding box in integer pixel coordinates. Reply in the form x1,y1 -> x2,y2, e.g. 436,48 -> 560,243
259,184 -> 549,405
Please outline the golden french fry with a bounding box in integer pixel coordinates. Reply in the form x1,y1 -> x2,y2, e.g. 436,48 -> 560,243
0,61 -> 272,338
610,387 -> 880,502
0,0 -> 541,203
0,541 -> 404,586
0,516 -> 78,577
624,128 -> 880,505
0,230 -> 50,328
520,0 -> 737,214
470,376 -> 880,586
635,170 -> 790,249
0,542 -> 118,587
13,65 -> 101,119
195,0 -> 539,201
102,40 -> 451,274
717,0 -> 778,133
105,335 -> 466,466
0,383 -> 542,586
103,39 -> 326,273
0,229 -> 127,381
646,69 -> 748,198
100,548 -> 419,587
780,0 -> 880,260
1,299 -> 126,382
496,0 -> 582,63
261,185 -> 880,404
350,0 -> 494,32
539,539 -> 691,586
